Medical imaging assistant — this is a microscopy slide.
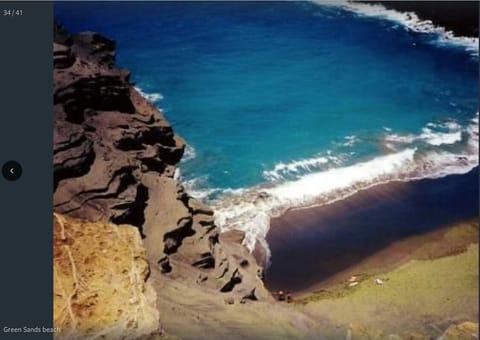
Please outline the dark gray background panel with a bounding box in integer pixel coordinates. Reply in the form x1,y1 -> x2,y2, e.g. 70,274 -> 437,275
0,2 -> 53,338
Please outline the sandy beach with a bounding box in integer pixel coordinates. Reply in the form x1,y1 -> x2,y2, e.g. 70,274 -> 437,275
259,168 -> 479,337
265,168 -> 478,293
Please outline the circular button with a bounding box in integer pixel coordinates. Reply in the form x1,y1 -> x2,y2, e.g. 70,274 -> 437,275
2,161 -> 22,181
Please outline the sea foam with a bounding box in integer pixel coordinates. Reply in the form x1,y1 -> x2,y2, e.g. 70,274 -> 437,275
316,0 -> 479,57
263,155 -> 331,182
212,113 -> 479,263
182,144 -> 197,162
384,119 -> 463,147
134,86 -> 164,103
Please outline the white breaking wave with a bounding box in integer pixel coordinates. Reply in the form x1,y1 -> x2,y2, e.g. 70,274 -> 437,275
173,167 -> 181,181
466,112 -> 479,152
263,151 -> 349,182
419,128 -> 462,146
181,176 -> 219,201
384,133 -> 416,144
342,135 -> 359,147
385,119 -> 463,147
181,175 -> 246,202
212,113 -> 479,264
263,155 -> 330,182
182,144 -> 197,162
134,86 -> 164,103
315,0 -> 479,57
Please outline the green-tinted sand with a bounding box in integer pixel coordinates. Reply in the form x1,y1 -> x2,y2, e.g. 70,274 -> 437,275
294,221 -> 478,338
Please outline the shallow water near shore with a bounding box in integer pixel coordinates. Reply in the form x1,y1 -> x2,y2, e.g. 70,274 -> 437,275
264,168 -> 479,293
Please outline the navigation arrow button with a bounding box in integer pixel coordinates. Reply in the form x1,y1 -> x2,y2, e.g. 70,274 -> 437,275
2,161 -> 22,181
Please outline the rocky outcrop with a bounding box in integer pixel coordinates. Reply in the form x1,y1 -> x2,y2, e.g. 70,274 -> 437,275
53,213 -> 160,339
53,23 -> 269,338
140,174 -> 270,301
439,322 -> 479,340
54,25 -> 184,231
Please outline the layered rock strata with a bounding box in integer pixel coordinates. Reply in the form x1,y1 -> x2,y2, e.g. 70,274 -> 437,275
53,22 -> 268,338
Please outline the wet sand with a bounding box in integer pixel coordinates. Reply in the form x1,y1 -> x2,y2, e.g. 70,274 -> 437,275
264,168 -> 478,293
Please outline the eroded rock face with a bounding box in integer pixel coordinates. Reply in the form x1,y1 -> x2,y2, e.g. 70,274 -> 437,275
53,213 -> 160,339
53,23 -> 269,338
53,24 -> 184,230
140,174 -> 270,301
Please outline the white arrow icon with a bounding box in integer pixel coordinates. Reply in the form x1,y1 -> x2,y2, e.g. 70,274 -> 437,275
3,161 -> 21,180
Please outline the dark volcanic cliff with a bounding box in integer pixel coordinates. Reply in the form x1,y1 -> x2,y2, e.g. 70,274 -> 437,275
53,23 -> 272,339
54,24 -> 184,229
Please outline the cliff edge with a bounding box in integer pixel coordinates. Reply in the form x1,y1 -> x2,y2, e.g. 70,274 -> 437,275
53,23 -> 275,339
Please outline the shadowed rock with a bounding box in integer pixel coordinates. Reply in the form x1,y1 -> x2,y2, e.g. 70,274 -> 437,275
53,24 -> 185,230
53,26 -> 270,334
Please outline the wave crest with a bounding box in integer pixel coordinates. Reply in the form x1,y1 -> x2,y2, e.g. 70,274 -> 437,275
182,144 -> 197,162
212,113 -> 478,263
262,153 -> 342,182
384,119 -> 464,147
134,86 -> 164,103
315,1 -> 479,57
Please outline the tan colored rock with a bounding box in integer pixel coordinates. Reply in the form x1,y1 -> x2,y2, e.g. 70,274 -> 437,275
440,322 -> 479,340
53,213 -> 159,339
406,332 -> 429,340
140,172 -> 269,301
220,230 -> 246,244
346,322 -> 385,340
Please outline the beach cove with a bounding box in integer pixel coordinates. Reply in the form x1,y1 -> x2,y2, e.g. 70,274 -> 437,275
54,1 -> 479,338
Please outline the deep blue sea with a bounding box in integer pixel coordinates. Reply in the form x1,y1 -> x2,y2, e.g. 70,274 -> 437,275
55,2 -> 478,251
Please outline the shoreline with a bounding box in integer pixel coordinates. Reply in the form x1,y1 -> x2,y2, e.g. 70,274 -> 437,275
213,111 -> 478,256
53,4 -> 480,338
360,1 -> 479,38
263,168 -> 479,294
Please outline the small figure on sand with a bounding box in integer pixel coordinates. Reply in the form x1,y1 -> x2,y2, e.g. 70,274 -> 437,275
273,290 -> 293,303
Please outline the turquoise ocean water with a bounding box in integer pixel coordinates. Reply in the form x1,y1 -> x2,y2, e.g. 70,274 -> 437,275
55,1 -> 478,252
